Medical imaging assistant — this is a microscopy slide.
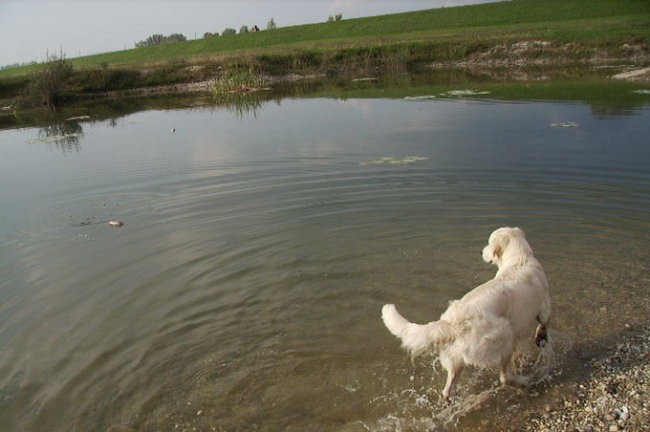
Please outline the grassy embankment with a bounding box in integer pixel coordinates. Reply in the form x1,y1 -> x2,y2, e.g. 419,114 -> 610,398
0,0 -> 648,105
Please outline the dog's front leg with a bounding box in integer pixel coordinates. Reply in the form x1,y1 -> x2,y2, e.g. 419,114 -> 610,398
535,306 -> 550,348
535,313 -> 550,348
535,324 -> 548,347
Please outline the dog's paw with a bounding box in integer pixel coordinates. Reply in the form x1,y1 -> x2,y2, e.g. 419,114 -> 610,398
439,392 -> 456,405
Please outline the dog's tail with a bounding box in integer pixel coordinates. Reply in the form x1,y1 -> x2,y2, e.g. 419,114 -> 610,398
381,304 -> 455,358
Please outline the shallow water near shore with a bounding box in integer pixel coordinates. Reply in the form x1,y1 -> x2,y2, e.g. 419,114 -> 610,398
0,89 -> 648,430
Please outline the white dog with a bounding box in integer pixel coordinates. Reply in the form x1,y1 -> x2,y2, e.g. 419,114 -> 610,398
382,227 -> 550,399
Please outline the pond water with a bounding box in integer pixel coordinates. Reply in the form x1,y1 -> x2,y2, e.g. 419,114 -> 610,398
0,93 -> 648,431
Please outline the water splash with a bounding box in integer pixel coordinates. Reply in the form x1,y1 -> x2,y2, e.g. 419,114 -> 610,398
365,329 -> 573,431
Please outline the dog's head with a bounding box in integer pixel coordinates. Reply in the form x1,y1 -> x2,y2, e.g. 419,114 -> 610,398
482,227 -> 533,267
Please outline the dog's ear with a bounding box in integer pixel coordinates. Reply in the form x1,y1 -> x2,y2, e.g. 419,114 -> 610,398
489,228 -> 511,262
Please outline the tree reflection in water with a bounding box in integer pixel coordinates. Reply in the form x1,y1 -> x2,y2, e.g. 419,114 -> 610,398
32,121 -> 83,154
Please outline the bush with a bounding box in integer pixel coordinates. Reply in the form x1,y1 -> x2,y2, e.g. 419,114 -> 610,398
222,28 -> 236,36
240,25 -> 249,34
30,50 -> 73,109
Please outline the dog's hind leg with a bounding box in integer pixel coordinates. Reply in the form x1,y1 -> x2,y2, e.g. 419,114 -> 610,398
441,356 -> 464,400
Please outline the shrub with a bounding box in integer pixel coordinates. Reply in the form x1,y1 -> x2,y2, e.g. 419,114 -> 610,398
30,50 -> 73,109
222,28 -> 236,36
213,61 -> 264,95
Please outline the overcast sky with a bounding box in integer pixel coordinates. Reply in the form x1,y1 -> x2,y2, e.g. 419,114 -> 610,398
0,0 -> 501,66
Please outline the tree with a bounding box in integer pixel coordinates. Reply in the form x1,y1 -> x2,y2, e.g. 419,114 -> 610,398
135,34 -> 162,47
222,28 -> 236,36
135,33 -> 187,47
30,50 -> 73,110
327,13 -> 343,22
166,33 -> 187,43
240,25 -> 249,34
266,18 -> 276,30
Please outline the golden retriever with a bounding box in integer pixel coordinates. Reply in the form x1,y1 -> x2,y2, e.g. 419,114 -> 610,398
382,227 -> 551,399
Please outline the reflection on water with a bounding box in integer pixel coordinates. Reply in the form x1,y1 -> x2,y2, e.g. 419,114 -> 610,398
27,121 -> 83,153
0,92 -> 648,431
215,91 -> 266,120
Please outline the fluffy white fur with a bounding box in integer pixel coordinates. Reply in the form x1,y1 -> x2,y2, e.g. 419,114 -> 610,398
382,227 -> 551,399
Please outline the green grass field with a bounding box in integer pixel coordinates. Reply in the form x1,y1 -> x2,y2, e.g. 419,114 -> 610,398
2,0 -> 648,77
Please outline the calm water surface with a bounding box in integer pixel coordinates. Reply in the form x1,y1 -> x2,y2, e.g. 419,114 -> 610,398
0,96 -> 648,431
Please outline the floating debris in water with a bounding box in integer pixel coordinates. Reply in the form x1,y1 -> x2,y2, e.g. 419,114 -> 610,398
66,115 -> 91,121
360,156 -> 428,166
631,89 -> 650,94
108,220 -> 124,227
440,89 -> 490,97
404,95 -> 437,101
550,122 -> 578,127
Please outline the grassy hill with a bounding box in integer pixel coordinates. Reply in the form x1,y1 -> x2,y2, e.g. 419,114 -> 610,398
2,0 -> 648,76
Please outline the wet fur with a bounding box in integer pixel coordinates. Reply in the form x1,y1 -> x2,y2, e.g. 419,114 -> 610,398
382,227 -> 551,399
